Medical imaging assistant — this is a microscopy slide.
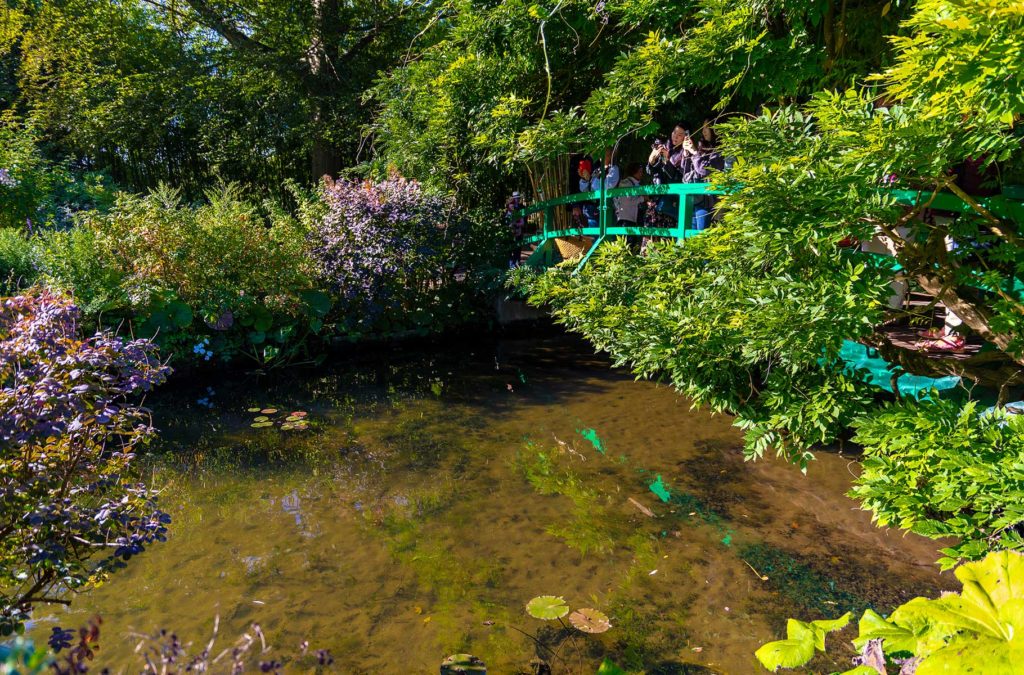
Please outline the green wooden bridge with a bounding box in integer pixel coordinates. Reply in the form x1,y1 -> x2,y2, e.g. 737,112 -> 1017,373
509,181 -> 1024,396
511,181 -> 1024,275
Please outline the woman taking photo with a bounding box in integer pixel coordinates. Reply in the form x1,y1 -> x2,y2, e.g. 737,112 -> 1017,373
645,125 -> 712,227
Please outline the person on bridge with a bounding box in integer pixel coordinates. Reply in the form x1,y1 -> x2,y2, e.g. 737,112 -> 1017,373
575,150 -> 620,228
504,191 -> 526,268
614,162 -> 645,247
646,125 -> 712,228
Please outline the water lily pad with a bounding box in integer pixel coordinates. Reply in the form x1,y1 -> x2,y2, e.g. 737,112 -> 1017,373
285,415 -> 300,422
290,411 -> 307,417
250,422 -> 274,428
247,407 -> 261,412
253,416 -> 269,422
526,595 -> 569,620
260,408 -> 278,414
280,423 -> 294,430
569,608 -> 611,633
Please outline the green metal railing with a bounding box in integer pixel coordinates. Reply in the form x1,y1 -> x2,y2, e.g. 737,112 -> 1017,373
511,182 -> 1024,272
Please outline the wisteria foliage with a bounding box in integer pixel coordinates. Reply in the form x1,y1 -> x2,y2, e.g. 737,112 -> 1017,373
0,291 -> 171,634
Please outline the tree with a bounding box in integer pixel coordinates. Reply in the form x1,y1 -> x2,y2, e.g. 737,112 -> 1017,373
2,0 -> 426,194
370,0 -> 908,207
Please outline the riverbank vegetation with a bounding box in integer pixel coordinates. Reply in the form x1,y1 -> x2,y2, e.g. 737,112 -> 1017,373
3,0 -> 1024,671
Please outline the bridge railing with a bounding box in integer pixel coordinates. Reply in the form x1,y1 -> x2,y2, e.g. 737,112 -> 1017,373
510,181 -> 1024,271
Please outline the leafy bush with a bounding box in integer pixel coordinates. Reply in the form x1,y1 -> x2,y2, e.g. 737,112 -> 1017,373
851,400 -> 1024,569
756,550 -> 1024,674
0,114 -> 117,231
307,176 -> 502,336
41,184 -> 327,364
0,229 -> 39,295
0,291 -> 171,634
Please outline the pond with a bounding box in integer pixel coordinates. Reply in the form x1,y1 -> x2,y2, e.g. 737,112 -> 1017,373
33,335 -> 954,673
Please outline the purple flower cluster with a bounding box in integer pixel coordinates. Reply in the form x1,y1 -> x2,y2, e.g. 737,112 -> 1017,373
0,167 -> 17,188
1,292 -> 169,447
0,291 -> 172,634
308,176 -> 448,316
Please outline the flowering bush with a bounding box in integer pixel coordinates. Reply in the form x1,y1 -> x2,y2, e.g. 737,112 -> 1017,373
307,176 -> 502,334
309,176 -> 446,309
0,291 -> 171,635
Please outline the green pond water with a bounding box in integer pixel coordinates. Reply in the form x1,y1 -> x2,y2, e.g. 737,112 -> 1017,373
32,336 -> 955,673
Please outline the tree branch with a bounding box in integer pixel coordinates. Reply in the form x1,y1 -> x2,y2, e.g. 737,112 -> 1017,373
183,0 -> 275,55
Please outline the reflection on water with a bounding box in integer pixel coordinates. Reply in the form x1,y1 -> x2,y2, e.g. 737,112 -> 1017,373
33,336 -> 956,673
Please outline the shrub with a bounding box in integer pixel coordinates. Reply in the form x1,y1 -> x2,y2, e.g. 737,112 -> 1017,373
0,291 -> 171,634
42,184 -> 326,364
0,229 -> 39,295
851,399 -> 1024,569
756,550 -> 1024,674
0,114 -> 116,231
307,176 -> 501,335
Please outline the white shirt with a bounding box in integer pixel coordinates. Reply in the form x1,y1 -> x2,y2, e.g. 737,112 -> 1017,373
614,175 -> 642,223
579,164 -> 620,193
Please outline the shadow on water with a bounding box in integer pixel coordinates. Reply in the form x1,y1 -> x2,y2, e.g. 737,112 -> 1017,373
31,335 -> 956,673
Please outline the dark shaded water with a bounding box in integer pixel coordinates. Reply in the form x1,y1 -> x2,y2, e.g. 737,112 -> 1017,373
33,336 -> 954,673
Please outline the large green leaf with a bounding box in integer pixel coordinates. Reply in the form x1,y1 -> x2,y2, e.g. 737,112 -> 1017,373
166,300 -> 193,328
757,614 -> 851,671
754,619 -> 816,671
300,289 -> 333,318
526,595 -> 569,620
809,613 -> 851,650
855,608 -> 919,654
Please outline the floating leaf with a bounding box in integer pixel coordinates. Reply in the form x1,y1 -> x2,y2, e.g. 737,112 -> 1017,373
569,608 -> 611,633
526,595 -> 569,620
290,411 -> 307,417
253,416 -> 269,422
260,408 -> 278,414
285,416 -> 300,422
250,422 -> 274,428
281,423 -> 294,430
247,407 -> 261,413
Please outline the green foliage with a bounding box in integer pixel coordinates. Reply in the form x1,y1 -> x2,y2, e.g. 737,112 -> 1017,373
515,0 -> 1024,479
518,234 -> 882,467
756,550 -> 1024,674
851,400 -> 1024,569
754,613 -> 851,671
0,228 -> 38,294
39,183 -> 316,363
0,113 -> 116,230
0,638 -> 52,673
6,0 -> 424,195
371,0 -> 907,208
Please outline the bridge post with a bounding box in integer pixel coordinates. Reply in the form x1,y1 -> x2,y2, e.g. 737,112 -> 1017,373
677,193 -> 693,244
543,207 -> 553,238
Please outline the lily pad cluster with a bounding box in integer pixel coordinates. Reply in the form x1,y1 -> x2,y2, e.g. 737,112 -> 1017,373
525,596 -> 611,634
247,407 -> 310,431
